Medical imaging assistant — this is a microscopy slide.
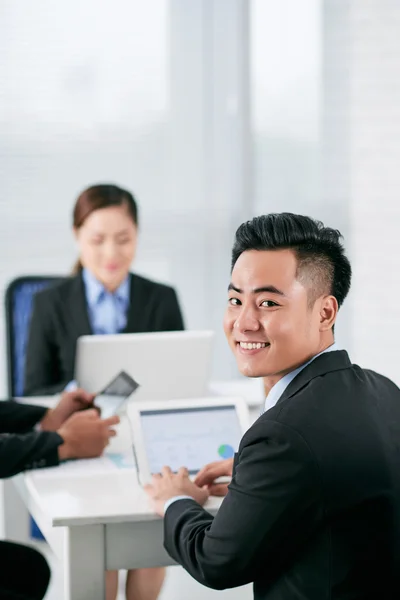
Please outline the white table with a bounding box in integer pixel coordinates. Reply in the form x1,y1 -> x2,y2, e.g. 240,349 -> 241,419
5,383 -> 263,600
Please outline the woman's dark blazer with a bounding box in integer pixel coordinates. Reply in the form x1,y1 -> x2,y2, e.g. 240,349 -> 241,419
24,273 -> 184,396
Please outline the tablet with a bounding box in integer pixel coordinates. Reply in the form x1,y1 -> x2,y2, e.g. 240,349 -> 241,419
128,397 -> 250,484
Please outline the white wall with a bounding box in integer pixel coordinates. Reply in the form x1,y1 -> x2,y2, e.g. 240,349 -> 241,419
250,0 -> 352,349
323,0 -> 400,384
251,0 -> 322,217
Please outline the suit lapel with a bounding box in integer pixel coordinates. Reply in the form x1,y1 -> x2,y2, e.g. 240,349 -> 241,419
66,274 -> 93,336
124,274 -> 144,333
277,350 -> 352,406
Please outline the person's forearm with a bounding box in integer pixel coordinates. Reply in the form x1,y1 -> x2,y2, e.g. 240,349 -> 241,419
164,499 -> 223,587
0,401 -> 48,434
0,431 -> 63,478
164,496 -> 194,512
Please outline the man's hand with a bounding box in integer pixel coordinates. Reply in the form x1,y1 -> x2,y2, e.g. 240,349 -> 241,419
57,409 -> 119,460
40,388 -> 96,432
194,458 -> 234,497
144,466 -> 209,516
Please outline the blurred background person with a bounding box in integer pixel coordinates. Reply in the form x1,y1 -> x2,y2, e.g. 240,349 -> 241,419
24,183 -> 184,396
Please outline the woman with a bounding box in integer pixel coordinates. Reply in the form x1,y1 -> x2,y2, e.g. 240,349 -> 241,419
24,183 -> 184,600
25,183 -> 184,396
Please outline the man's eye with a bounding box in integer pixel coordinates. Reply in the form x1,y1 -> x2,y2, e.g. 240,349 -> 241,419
228,297 -> 241,306
261,300 -> 278,307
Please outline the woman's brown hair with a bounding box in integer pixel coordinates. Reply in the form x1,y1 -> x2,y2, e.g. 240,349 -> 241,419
72,183 -> 138,274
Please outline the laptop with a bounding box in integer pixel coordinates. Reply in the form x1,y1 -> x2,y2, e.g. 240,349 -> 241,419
74,330 -> 214,401
128,397 -> 250,485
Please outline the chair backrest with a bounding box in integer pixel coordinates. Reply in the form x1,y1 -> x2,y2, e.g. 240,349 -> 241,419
5,276 -> 63,397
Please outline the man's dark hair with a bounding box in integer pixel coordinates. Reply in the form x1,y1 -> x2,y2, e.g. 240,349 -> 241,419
232,213 -> 352,308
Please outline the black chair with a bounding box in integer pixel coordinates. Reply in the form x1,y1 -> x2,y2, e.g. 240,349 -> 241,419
5,275 -> 63,539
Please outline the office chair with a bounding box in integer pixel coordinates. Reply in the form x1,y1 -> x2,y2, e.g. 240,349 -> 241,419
5,275 -> 63,539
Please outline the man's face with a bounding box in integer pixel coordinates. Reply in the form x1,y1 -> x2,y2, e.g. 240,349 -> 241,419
224,249 -> 326,379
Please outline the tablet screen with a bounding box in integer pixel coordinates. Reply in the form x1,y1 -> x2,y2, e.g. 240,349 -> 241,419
139,405 -> 242,474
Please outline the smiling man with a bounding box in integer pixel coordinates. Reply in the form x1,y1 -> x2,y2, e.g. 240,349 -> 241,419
144,213 -> 400,600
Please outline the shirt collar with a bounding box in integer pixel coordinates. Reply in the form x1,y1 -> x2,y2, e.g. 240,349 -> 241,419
264,342 -> 339,413
82,268 -> 130,308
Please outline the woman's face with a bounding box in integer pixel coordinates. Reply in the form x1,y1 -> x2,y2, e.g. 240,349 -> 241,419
75,205 -> 137,291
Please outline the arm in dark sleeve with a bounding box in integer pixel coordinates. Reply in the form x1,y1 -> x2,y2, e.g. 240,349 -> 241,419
0,400 -> 49,434
154,286 -> 185,331
0,430 -> 62,478
24,294 -> 65,396
163,421 -> 322,591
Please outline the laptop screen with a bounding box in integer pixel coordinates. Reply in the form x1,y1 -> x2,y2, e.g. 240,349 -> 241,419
139,405 -> 242,475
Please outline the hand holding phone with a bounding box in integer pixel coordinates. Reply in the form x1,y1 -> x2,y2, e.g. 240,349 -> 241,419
95,371 -> 140,419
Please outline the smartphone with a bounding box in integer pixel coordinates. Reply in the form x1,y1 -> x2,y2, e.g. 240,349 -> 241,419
94,371 -> 140,419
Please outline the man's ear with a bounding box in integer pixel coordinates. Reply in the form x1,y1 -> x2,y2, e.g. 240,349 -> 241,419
319,295 -> 338,331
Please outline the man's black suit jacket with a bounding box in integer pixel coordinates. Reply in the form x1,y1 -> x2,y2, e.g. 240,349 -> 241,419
0,401 -> 62,477
24,272 -> 184,396
164,350 -> 400,599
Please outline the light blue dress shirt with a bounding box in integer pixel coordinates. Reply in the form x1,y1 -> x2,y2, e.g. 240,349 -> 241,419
82,268 -> 130,335
64,269 -> 131,392
163,343 -> 339,513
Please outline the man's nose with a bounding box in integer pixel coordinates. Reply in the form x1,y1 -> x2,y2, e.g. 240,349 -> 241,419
234,306 -> 260,333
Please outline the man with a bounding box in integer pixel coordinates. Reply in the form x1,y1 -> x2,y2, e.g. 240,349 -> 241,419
0,388 -> 119,600
144,213 -> 400,599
